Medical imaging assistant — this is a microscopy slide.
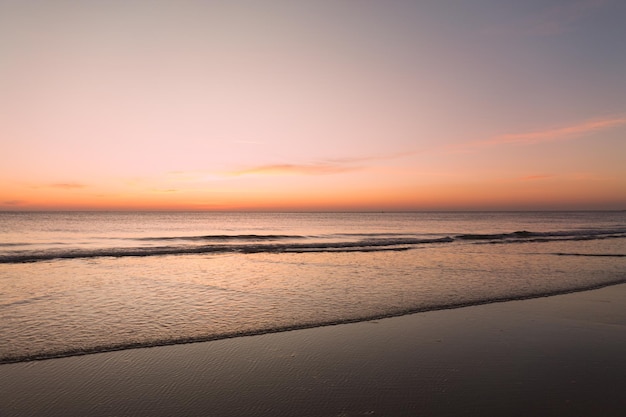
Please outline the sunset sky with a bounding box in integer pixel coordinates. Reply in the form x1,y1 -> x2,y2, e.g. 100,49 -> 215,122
1,0 -> 625,211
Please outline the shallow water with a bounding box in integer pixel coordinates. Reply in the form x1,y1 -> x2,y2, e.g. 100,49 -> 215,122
1,211 -> 625,362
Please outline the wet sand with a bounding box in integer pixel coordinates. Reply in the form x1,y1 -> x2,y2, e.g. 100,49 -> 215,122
1,284 -> 625,417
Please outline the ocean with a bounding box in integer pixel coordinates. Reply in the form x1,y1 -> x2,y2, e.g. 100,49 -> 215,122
1,211 -> 624,364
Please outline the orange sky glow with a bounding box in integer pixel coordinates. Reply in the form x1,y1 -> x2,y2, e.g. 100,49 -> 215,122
2,1 -> 625,211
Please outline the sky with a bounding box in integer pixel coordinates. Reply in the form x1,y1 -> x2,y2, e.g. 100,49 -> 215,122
1,0 -> 625,211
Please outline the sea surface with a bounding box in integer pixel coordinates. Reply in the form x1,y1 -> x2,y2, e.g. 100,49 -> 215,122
1,211 -> 625,363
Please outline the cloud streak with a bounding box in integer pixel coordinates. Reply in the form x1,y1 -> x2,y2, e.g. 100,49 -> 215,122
226,150 -> 417,177
150,188 -> 179,193
487,117 -> 626,145
450,116 -> 626,152
49,183 -> 87,189
30,183 -> 88,190
228,163 -> 357,177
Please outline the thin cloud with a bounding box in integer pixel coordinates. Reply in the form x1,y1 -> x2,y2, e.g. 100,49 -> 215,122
226,150 -> 417,177
487,117 -> 626,145
150,188 -> 179,193
32,183 -> 88,189
229,163 -> 357,177
450,116 -> 626,152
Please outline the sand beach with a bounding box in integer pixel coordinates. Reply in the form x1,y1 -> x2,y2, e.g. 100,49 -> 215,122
1,283 -> 625,417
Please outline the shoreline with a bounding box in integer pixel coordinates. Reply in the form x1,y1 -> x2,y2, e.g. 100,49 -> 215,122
2,283 -> 626,416
3,278 -> 625,365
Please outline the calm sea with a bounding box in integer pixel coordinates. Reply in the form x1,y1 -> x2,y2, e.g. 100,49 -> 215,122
1,211 -> 625,363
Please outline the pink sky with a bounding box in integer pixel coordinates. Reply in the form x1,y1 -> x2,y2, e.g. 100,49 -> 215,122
1,1 -> 625,210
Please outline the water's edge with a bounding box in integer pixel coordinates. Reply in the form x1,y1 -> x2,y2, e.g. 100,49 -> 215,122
3,279 -> 624,365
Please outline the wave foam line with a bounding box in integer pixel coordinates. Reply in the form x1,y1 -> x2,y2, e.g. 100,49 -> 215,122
2,278 -> 625,365
0,237 -> 453,263
135,234 -> 307,242
2,229 -> 625,264
456,229 -> 626,241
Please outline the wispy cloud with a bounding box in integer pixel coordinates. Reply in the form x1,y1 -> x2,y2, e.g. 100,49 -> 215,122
226,150 -> 417,177
450,116 -> 626,152
485,117 -> 625,145
31,182 -> 88,190
50,183 -> 87,189
228,163 -> 357,177
149,188 -> 179,193
485,0 -> 608,37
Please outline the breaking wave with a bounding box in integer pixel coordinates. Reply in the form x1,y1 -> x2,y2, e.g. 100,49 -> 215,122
1,228 -> 625,264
